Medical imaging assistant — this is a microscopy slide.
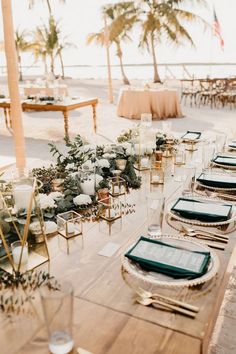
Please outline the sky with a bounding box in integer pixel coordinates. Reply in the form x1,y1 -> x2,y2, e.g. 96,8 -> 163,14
0,0 -> 235,70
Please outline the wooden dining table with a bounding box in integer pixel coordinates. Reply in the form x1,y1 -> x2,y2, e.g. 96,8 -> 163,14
0,97 -> 98,138
0,166 -> 235,354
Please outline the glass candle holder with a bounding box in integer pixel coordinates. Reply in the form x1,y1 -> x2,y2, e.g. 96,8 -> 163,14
109,176 -> 126,197
12,176 -> 35,214
98,196 -> 121,222
57,211 -> 82,239
155,150 -> 163,167
11,240 -> 28,271
150,167 -> 164,185
174,150 -> 186,166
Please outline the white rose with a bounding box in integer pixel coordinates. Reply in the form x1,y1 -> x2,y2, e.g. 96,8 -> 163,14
81,160 -> 95,172
102,153 -> 116,159
73,194 -> 92,206
104,145 -> 112,153
98,159 -> 110,168
38,194 -> 56,209
49,192 -> 64,201
66,163 -> 75,170
94,174 -> 103,186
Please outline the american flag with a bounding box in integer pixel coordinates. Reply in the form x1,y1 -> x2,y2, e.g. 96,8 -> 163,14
213,9 -> 224,50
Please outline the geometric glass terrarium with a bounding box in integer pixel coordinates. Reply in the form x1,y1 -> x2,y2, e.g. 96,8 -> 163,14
108,176 -> 126,197
57,211 -> 83,254
150,166 -> 165,185
0,176 -> 50,274
98,196 -> 122,235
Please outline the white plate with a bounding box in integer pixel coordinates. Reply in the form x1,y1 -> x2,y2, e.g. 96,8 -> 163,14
121,235 -> 219,288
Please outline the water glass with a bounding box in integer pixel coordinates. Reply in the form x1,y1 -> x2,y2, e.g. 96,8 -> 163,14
215,133 -> 227,153
141,113 -> 152,127
162,121 -> 172,134
181,165 -> 196,194
40,281 -> 74,354
146,194 -> 165,236
202,143 -> 216,168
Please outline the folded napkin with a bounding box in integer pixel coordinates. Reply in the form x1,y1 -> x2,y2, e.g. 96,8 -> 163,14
228,142 -> 236,149
197,172 -> 236,189
125,236 -> 211,279
213,155 -> 236,166
171,197 -> 232,222
182,131 -> 201,141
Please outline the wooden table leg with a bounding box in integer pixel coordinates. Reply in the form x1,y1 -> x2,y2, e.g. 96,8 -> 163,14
63,110 -> 69,138
92,103 -> 97,133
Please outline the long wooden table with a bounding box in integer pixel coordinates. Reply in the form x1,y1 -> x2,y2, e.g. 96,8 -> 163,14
0,169 -> 236,354
0,97 -> 98,137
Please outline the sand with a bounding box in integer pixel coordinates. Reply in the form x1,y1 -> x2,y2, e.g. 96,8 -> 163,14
0,77 -> 236,166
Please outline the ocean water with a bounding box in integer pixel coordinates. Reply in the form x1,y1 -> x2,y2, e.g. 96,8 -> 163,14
1,63 -> 236,80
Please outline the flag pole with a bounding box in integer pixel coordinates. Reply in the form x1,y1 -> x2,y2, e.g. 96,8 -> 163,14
1,0 -> 26,173
104,15 -> 113,104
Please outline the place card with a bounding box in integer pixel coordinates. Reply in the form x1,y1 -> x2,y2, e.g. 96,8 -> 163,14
125,236 -> 210,279
171,198 -> 232,222
213,155 -> 236,166
98,242 -> 120,257
182,131 -> 201,141
197,172 -> 236,188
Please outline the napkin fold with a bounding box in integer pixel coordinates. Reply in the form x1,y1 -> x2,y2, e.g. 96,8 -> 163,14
125,236 -> 211,279
171,198 -> 232,222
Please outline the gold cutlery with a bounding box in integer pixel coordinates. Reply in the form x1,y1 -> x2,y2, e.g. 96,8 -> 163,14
136,296 -> 197,318
136,287 -> 199,313
181,225 -> 228,242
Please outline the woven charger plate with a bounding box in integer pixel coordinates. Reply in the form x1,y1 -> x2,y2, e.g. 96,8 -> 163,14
121,235 -> 219,289
167,196 -> 236,228
212,153 -> 236,170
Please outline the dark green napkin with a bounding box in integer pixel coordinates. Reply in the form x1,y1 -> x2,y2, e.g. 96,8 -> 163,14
125,236 -> 211,279
213,155 -> 236,166
229,142 -> 236,149
171,198 -> 232,222
197,172 -> 236,189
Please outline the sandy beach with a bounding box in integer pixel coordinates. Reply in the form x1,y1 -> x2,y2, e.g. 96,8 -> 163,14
0,77 -> 235,166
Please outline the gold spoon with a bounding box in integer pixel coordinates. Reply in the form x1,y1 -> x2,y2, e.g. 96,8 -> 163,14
136,287 -> 199,313
136,296 -> 197,318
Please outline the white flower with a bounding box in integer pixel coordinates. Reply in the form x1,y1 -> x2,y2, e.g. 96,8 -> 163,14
38,194 -> 56,209
102,153 -> 116,159
104,145 -> 112,153
81,160 -> 95,172
73,194 -> 92,206
94,174 -> 103,186
120,142 -> 133,156
80,144 -> 95,153
98,159 -> 110,168
66,163 -> 75,170
49,192 -> 64,201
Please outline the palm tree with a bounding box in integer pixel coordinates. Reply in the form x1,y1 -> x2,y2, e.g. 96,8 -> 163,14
15,29 -> 32,81
87,1 -> 138,85
56,38 -> 76,79
139,0 -> 208,83
28,0 -> 65,15
32,17 -> 59,77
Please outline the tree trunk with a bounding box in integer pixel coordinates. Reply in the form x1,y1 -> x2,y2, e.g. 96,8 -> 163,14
17,51 -> 23,81
58,51 -> 65,79
50,52 -> 55,76
150,33 -> 161,83
43,55 -> 48,77
46,0 -> 52,15
116,42 -> 130,85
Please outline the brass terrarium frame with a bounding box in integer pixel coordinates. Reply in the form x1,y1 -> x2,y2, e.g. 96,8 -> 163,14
0,177 -> 50,274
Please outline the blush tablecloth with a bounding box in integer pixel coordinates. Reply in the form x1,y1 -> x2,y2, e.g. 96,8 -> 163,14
117,88 -> 183,119
24,85 -> 68,97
